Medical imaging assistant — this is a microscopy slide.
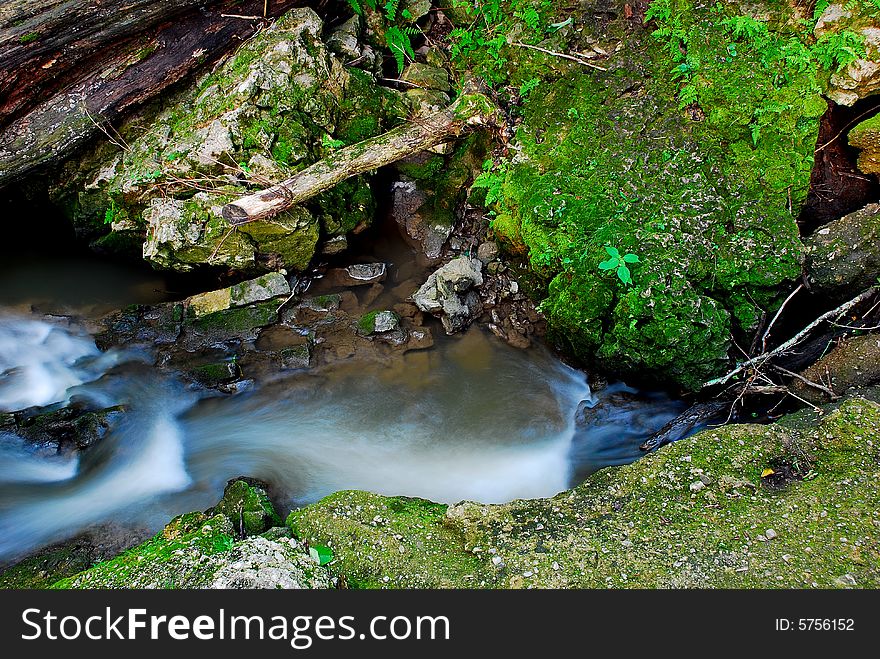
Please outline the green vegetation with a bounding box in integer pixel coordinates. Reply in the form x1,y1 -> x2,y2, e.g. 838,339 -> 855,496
18,32 -> 39,44
598,246 -> 640,286
452,0 -> 838,389
346,0 -> 421,73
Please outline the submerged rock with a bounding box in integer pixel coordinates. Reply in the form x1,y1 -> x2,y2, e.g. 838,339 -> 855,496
805,203 -> 880,298
413,257 -> 484,334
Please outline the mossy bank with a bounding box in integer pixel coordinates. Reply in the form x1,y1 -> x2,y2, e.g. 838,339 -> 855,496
290,397 -> 880,588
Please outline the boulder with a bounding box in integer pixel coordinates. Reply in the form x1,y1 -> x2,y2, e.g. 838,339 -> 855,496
815,4 -> 880,106
208,479 -> 282,537
56,8 -> 407,273
848,112 -> 880,176
413,257 -> 484,334
793,334 -> 880,404
805,203 -> 880,298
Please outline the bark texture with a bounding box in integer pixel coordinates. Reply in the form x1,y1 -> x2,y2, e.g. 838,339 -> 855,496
0,0 -> 307,186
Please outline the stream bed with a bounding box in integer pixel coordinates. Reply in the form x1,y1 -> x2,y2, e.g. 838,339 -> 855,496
0,227 -> 686,561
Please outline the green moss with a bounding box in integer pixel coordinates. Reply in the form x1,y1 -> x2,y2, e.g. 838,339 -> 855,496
288,494 -> 486,588
188,300 -> 279,333
18,32 -> 39,44
358,310 -> 381,334
467,0 -> 822,389
291,397 -> 880,588
208,480 -> 283,537
51,514 -> 237,589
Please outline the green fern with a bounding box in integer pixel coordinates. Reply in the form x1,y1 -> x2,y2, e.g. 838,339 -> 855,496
386,25 -> 417,73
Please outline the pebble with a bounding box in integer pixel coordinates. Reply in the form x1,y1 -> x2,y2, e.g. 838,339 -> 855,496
689,481 -> 706,492
492,556 -> 503,566
765,528 -> 777,540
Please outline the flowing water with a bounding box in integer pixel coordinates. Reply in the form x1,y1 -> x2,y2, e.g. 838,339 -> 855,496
0,226 -> 686,561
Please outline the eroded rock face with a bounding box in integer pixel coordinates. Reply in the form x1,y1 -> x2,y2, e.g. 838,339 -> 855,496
815,5 -> 880,106
413,257 -> 484,334
794,334 -> 880,404
58,8 -> 406,274
805,203 -> 880,298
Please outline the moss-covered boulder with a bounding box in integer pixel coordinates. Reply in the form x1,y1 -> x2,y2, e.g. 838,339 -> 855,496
849,112 -> 880,176
49,482 -> 327,589
805,203 -> 880,298
464,1 -> 834,389
815,3 -> 880,106
290,397 -> 880,588
208,479 -> 282,537
69,8 -> 406,273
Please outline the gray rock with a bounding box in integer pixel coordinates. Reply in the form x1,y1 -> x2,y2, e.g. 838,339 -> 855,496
805,203 -> 880,298
280,344 -> 311,369
477,241 -> 500,264
413,257 -> 484,334
689,481 -> 706,492
359,310 -> 401,335
347,262 -> 387,282
391,180 -> 452,259
207,537 -> 332,589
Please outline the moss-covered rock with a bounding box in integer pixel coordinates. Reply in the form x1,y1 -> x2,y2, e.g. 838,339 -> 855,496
67,8 -> 406,272
291,397 -> 880,588
208,479 -> 283,537
805,203 -> 880,298
463,1 -> 831,389
849,112 -> 880,176
49,482 -> 327,589
814,3 -> 880,106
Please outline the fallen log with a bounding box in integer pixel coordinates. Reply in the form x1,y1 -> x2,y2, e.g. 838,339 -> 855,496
0,0 -> 305,186
221,86 -> 500,224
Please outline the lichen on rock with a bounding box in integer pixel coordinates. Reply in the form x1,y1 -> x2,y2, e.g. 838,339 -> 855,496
65,7 -> 407,274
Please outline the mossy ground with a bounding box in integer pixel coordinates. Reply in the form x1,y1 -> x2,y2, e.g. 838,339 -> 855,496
291,397 -> 880,588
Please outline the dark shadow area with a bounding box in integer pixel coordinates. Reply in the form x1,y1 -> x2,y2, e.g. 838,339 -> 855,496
799,96 -> 880,235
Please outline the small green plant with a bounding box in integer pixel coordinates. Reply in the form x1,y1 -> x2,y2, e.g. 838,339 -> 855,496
103,200 -> 118,225
321,134 -> 345,150
346,0 -> 420,73
18,32 -> 39,44
599,246 -> 639,285
471,160 -> 507,207
519,77 -> 540,98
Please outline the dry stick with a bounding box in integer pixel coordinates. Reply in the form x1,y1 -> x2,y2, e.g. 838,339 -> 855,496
815,106 -> 879,153
761,283 -> 804,352
770,364 -> 839,400
221,87 -> 498,224
512,42 -> 608,71
703,287 -> 878,389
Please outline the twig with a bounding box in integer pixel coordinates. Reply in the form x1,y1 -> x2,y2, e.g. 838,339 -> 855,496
220,14 -> 265,20
770,364 -> 838,400
379,78 -> 427,89
761,284 -> 803,352
815,106 -> 879,153
704,287 -> 878,388
512,42 -> 608,71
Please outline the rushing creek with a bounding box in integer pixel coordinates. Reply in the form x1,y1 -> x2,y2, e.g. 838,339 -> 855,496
0,234 -> 686,561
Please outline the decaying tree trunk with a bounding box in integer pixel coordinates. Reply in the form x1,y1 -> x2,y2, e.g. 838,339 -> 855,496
222,88 -> 500,224
0,0 -> 308,186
